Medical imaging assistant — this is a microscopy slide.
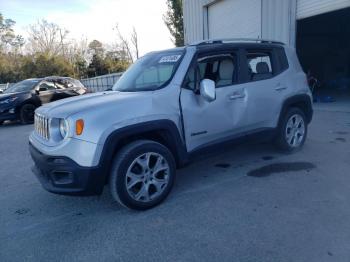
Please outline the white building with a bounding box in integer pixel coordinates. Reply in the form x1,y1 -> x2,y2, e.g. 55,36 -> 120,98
183,0 -> 350,94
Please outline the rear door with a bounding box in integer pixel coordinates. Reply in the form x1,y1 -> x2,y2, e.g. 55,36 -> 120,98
239,48 -> 286,129
36,81 -> 56,104
180,50 -> 248,152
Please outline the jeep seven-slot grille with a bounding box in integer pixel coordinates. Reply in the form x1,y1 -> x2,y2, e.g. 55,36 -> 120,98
34,113 -> 50,140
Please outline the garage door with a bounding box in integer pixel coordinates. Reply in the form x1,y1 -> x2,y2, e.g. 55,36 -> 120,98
297,0 -> 350,19
207,0 -> 262,39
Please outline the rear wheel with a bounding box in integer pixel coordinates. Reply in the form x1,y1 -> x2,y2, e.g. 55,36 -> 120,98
19,104 -> 35,124
275,107 -> 307,152
109,140 -> 176,210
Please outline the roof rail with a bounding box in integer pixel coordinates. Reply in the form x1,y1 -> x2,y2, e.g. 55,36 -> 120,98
189,38 -> 285,46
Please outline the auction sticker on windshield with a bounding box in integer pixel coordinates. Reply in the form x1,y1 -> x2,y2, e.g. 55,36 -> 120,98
159,55 -> 181,63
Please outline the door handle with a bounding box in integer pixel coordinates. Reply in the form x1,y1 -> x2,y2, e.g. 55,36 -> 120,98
229,92 -> 245,100
275,86 -> 287,91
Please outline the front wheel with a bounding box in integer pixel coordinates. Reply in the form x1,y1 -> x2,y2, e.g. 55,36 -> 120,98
109,140 -> 176,210
275,107 -> 308,152
19,104 -> 36,124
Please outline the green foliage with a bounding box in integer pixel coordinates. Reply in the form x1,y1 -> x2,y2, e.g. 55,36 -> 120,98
164,0 -> 184,47
0,15 -> 130,83
86,40 -> 130,77
27,54 -> 75,78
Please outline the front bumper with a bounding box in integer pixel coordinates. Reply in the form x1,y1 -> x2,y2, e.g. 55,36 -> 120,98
0,109 -> 17,122
29,142 -> 105,196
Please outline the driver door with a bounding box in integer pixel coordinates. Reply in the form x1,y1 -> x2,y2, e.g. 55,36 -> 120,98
36,81 -> 56,104
180,51 -> 247,152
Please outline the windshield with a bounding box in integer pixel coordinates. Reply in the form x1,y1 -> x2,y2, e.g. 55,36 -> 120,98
113,50 -> 184,92
4,79 -> 40,93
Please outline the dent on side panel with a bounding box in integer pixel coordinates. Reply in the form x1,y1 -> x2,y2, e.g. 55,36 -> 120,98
181,88 -> 239,152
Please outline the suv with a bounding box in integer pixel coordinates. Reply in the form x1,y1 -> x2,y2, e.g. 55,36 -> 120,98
29,39 -> 313,210
0,76 -> 87,125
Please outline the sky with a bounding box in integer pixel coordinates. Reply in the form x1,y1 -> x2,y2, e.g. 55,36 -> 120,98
0,0 -> 174,56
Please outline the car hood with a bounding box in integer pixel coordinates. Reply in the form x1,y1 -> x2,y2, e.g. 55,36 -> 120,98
36,91 -> 153,118
0,91 -> 29,100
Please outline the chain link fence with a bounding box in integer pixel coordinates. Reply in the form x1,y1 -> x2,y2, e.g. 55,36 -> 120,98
80,72 -> 123,93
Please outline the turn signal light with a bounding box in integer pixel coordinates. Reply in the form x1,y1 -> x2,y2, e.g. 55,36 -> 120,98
76,119 -> 84,135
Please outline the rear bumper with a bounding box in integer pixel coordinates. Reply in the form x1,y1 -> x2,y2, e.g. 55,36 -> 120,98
29,142 -> 105,196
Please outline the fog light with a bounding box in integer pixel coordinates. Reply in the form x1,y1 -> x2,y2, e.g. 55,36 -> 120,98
9,108 -> 15,114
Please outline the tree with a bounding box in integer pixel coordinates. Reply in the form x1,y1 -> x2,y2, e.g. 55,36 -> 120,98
163,0 -> 184,47
0,13 -> 25,52
114,24 -> 134,63
104,50 -> 130,73
27,20 -> 69,56
87,54 -> 108,77
21,53 -> 74,78
131,27 -> 139,60
88,39 -> 104,57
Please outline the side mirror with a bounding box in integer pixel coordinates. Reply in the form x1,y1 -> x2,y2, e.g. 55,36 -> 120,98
200,79 -> 216,102
39,87 -> 48,92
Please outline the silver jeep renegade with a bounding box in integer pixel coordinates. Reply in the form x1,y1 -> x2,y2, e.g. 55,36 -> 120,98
29,39 -> 313,210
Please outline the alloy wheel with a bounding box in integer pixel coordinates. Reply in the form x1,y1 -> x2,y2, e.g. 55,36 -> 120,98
125,152 -> 170,202
285,114 -> 305,148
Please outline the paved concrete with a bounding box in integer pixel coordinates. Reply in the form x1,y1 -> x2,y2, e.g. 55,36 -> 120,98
1,107 -> 350,262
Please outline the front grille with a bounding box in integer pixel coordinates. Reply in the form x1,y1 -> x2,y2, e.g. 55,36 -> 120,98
34,113 -> 50,140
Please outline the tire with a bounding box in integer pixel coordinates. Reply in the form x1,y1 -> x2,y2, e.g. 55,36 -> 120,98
0,121 -> 3,125
19,104 -> 36,124
109,140 -> 176,210
275,107 -> 308,153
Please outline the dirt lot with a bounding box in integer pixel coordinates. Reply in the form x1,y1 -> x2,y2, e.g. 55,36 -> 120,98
1,105 -> 350,262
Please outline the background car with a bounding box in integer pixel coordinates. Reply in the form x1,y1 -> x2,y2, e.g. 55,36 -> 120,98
0,76 -> 87,125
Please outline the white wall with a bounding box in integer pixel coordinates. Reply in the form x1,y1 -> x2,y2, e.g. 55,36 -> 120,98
183,0 -> 350,46
207,0 -> 262,39
183,0 -> 294,45
262,0 -> 297,46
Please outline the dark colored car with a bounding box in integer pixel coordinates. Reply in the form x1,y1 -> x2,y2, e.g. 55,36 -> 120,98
0,76 -> 87,125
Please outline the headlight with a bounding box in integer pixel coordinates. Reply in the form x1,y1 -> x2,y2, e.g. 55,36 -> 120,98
59,119 -> 69,139
0,97 -> 18,104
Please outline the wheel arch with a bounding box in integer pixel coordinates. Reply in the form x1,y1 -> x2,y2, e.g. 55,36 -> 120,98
278,94 -> 313,126
97,120 -> 188,184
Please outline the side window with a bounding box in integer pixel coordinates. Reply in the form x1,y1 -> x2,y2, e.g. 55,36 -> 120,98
38,81 -> 56,91
55,80 -> 68,89
246,51 -> 273,81
183,66 -> 198,91
199,54 -> 236,88
55,79 -> 75,89
183,53 -> 237,91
